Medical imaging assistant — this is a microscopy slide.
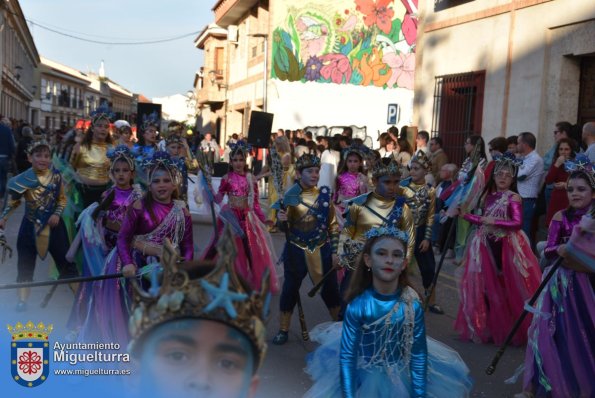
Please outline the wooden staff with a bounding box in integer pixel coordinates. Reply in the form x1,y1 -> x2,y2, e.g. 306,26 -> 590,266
308,265 -> 339,297
423,215 -> 457,311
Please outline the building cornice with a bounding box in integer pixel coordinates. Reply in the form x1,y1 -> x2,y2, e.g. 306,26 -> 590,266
194,24 -> 227,49
424,0 -> 553,32
213,0 -> 259,27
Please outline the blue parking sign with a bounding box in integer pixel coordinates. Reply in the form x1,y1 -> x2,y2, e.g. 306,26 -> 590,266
387,104 -> 399,124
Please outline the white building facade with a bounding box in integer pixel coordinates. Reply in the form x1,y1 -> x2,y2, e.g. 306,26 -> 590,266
414,0 -> 595,164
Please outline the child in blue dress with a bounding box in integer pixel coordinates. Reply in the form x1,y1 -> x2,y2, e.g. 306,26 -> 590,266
305,226 -> 473,398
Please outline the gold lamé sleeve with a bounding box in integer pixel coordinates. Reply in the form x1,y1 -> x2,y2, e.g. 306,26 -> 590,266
327,202 -> 339,252
424,188 -> 436,241
338,204 -> 359,260
186,157 -> 198,173
401,203 -> 415,261
340,203 -> 360,241
54,179 -> 67,217
1,191 -> 22,221
69,145 -> 82,169
279,203 -> 298,232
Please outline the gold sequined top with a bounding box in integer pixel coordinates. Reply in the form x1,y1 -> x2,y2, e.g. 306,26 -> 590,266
401,181 -> 436,241
341,191 -> 415,261
70,142 -> 110,184
1,168 -> 67,222
286,185 -> 339,251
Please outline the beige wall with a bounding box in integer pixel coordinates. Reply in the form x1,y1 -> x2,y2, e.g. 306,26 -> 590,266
415,0 -> 595,155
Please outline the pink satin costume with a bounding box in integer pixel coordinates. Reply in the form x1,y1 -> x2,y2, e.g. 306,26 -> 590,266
455,191 -> 542,345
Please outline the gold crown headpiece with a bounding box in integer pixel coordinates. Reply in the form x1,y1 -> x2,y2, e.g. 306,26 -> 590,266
372,155 -> 401,179
165,135 -> 183,146
141,151 -> 182,186
565,154 -> 595,189
26,138 -> 51,154
410,150 -> 431,170
342,143 -> 373,161
494,151 -> 522,176
296,153 -> 321,171
107,145 -> 136,172
128,227 -> 271,369
7,321 -> 53,341
167,122 -> 183,135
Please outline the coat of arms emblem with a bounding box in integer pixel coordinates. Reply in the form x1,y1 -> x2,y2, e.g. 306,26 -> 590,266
7,321 -> 52,387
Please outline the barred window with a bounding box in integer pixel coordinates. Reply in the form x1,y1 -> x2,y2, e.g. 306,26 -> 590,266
431,71 -> 485,166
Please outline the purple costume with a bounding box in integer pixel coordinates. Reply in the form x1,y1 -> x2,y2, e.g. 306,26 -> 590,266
79,199 -> 193,346
522,205 -> 594,397
68,186 -> 142,331
334,172 -> 368,214
103,187 -> 142,248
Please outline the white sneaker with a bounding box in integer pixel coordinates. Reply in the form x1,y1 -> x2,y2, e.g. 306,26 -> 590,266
513,392 -> 534,398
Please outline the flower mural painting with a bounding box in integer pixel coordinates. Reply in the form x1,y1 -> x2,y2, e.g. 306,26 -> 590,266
296,15 -> 331,58
320,53 -> 352,84
355,0 -> 395,35
354,48 -> 392,87
383,50 -> 415,90
401,0 -> 418,47
305,56 -> 323,81
271,0 -> 416,89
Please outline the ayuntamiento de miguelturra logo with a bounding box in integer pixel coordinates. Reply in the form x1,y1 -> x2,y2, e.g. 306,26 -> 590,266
7,321 -> 52,387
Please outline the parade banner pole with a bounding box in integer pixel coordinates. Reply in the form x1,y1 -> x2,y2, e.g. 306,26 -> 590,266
485,256 -> 563,375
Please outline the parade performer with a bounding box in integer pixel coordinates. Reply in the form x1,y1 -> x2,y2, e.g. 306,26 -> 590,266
339,156 -> 415,305
264,135 -> 295,229
305,226 -> 473,398
0,139 -> 78,311
70,107 -> 113,208
113,120 -> 135,149
79,151 -> 193,346
67,145 -> 143,330
334,144 -> 370,219
272,153 -> 342,345
133,120 -> 159,165
201,140 -> 279,294
455,152 -> 542,345
165,134 -> 197,203
519,155 -> 594,398
400,151 -> 443,314
445,135 -> 487,260
127,229 -> 269,398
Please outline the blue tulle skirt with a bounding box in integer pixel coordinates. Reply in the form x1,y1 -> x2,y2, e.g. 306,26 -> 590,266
304,322 -> 473,398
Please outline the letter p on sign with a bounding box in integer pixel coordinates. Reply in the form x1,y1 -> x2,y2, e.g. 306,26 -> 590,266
387,104 -> 399,125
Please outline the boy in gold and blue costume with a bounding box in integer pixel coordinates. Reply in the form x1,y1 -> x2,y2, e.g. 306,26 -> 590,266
400,150 -> 443,314
272,153 -> 341,345
338,156 -> 415,311
0,139 -> 78,311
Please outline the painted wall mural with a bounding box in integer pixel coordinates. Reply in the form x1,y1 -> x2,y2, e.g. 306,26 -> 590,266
272,0 -> 418,89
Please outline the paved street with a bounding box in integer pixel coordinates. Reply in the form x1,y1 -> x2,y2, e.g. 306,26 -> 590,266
0,204 -> 525,397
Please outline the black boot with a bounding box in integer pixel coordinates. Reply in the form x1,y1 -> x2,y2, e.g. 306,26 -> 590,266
272,331 -> 288,345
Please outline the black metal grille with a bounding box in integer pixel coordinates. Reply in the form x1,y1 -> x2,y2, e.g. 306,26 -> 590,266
431,71 -> 485,166
434,0 -> 476,12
